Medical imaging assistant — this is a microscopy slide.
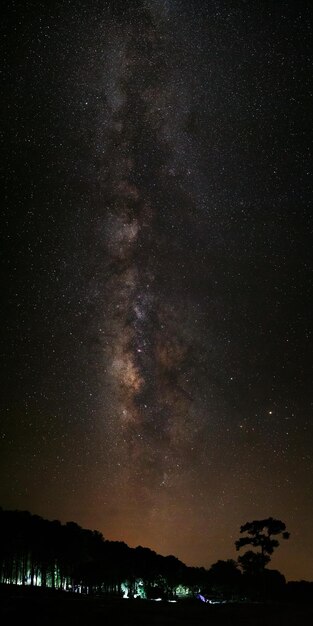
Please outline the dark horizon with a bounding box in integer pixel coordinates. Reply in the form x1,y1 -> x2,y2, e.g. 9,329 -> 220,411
0,505 -> 308,591
1,0 -> 312,582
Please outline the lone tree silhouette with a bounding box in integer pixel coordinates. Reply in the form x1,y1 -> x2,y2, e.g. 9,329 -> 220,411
235,517 -> 290,575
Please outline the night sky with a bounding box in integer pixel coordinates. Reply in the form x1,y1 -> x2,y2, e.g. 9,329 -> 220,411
1,0 -> 312,581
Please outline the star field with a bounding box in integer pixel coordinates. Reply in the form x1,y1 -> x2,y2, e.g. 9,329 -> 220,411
1,0 -> 312,581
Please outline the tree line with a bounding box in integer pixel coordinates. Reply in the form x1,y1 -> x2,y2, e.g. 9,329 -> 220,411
0,507 -> 311,603
0,507 -> 205,598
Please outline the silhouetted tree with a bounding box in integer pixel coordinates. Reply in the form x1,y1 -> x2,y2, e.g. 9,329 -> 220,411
209,559 -> 240,582
206,559 -> 242,601
235,517 -> 289,574
237,550 -> 270,576
235,517 -> 289,584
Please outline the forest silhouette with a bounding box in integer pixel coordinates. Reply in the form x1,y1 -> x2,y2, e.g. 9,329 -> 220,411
0,506 -> 311,605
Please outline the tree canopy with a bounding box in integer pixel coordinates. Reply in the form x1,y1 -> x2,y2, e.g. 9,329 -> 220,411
235,517 -> 290,575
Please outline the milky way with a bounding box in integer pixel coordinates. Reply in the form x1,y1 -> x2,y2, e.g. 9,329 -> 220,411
1,0 -> 312,580
96,5 -> 207,510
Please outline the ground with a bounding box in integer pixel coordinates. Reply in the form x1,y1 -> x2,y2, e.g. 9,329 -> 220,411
1,586 -> 312,625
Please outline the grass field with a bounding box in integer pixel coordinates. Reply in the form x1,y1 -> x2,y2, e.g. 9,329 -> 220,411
1,585 -> 312,625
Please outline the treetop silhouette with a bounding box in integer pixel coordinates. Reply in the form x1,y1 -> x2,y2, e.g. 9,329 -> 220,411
235,517 -> 290,575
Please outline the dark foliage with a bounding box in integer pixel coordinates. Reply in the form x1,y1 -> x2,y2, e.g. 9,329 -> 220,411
235,517 -> 290,575
0,507 -> 205,596
1,507 -> 308,606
